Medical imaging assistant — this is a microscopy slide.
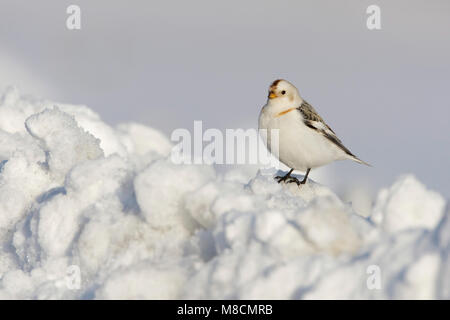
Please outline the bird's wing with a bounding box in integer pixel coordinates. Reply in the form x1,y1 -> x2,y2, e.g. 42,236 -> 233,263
298,100 -> 336,134
297,100 -> 355,157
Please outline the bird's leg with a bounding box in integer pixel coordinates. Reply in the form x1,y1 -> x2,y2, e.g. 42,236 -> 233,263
275,168 -> 294,183
300,168 -> 311,184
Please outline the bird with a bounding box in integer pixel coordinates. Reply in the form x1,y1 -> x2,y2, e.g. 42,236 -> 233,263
258,79 -> 369,186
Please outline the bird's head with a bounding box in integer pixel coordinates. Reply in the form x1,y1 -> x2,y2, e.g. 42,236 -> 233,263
267,79 -> 301,104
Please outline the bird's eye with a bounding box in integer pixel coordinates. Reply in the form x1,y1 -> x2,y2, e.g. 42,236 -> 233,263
281,90 -> 286,95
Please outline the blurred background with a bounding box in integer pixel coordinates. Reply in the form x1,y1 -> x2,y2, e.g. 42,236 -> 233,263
0,0 -> 449,209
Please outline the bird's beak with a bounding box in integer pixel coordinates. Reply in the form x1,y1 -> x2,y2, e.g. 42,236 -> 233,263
268,92 -> 277,99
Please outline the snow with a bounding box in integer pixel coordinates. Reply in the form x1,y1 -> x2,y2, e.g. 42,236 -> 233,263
371,175 -> 446,233
0,87 -> 448,299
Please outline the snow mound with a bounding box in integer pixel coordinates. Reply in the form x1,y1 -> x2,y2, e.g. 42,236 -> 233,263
372,174 -> 446,233
0,88 -> 448,299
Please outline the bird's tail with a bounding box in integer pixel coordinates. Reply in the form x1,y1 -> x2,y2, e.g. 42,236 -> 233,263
350,155 -> 371,167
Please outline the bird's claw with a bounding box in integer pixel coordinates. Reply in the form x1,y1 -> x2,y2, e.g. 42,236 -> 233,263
274,175 -> 288,183
276,176 -> 307,186
286,177 -> 301,185
275,175 -> 303,185
275,169 -> 308,186
289,177 -> 308,185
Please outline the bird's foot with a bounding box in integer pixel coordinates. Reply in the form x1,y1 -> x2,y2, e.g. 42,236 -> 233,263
286,177 -> 301,185
286,176 -> 308,186
275,169 -> 307,186
275,175 -> 290,183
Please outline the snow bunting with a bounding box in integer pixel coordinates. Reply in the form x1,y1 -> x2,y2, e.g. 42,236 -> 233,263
259,79 -> 369,185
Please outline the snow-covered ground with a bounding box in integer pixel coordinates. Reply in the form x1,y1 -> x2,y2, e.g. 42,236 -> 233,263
0,87 -> 448,299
